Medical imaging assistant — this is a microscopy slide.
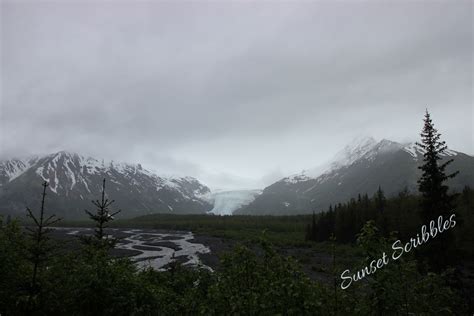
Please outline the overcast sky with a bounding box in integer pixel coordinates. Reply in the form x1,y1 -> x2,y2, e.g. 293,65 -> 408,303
1,0 -> 472,190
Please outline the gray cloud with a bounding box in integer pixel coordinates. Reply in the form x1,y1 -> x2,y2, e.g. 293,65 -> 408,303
1,0 -> 472,190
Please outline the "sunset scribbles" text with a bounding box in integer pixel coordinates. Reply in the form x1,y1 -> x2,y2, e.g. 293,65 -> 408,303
340,213 -> 456,290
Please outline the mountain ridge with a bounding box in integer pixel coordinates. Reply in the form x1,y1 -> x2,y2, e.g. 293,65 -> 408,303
0,151 -> 213,219
2,139 -> 472,218
235,138 -> 474,215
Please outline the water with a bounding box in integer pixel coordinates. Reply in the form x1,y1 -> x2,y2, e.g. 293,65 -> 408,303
51,227 -> 212,271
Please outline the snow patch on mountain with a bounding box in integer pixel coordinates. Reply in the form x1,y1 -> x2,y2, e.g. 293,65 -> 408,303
1,151 -> 211,202
403,143 -> 424,158
0,151 -> 214,217
283,136 -> 379,184
0,156 -> 39,183
284,174 -> 311,184
283,137 -> 462,187
403,142 -> 457,159
330,136 -> 378,168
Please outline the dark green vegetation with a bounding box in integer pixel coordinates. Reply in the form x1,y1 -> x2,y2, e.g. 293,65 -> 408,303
1,111 -> 472,314
2,183 -> 473,314
305,187 -> 474,253
306,111 -> 473,259
119,214 -> 312,246
1,215 -> 470,315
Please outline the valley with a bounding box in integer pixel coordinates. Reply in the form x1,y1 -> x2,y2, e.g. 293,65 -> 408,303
47,224 -> 357,285
50,227 -> 213,271
1,137 -> 473,219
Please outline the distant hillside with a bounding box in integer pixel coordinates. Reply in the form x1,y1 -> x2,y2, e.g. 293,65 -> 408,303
236,137 -> 474,215
0,151 -> 212,219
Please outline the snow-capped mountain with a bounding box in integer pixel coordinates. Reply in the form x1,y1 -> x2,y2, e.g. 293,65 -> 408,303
208,189 -> 262,215
236,137 -> 474,215
283,136 -> 380,184
0,151 -> 212,219
0,156 -> 40,186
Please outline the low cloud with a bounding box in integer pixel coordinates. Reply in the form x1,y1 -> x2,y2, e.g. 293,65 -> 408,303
1,1 -> 472,189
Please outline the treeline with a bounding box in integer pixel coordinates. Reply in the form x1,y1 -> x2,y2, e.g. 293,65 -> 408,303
306,186 -> 473,247
0,110 -> 472,314
0,177 -> 471,314
307,110 -> 474,270
0,181 -> 471,314
303,109 -> 474,310
0,213 -> 469,315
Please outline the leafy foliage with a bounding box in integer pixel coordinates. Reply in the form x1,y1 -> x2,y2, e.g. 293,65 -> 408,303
353,220 -> 466,315
205,240 -> 331,315
0,217 -> 29,313
0,111 -> 471,314
0,213 -> 470,315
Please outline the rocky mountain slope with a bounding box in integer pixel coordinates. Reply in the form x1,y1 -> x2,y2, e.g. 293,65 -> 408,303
0,151 -> 212,219
236,137 -> 474,215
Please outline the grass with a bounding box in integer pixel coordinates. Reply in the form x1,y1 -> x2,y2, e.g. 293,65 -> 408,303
115,213 -> 310,245
55,213 -> 362,260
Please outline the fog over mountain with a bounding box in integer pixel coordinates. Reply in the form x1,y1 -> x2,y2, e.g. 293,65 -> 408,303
1,138 -> 472,218
1,1 -> 473,190
0,151 -> 213,218
236,137 -> 474,215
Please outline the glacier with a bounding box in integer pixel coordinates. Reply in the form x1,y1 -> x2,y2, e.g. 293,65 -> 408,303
208,190 -> 262,215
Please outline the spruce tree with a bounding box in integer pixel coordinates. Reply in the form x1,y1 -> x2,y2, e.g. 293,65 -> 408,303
416,110 -> 458,270
25,181 -> 61,312
417,110 -> 458,220
374,186 -> 386,212
84,178 -> 121,248
374,186 -> 388,235
311,211 -> 317,241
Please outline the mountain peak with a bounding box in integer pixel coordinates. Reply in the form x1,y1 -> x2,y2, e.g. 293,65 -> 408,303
371,139 -> 403,154
50,150 -> 79,159
0,151 -> 213,218
0,156 -> 41,184
285,136 -> 379,182
330,136 -> 378,169
348,136 -> 377,147
239,137 -> 474,216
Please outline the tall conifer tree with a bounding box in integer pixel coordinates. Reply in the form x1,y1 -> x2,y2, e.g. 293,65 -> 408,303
25,181 -> 61,312
417,110 -> 458,220
83,178 -> 121,248
416,110 -> 458,270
